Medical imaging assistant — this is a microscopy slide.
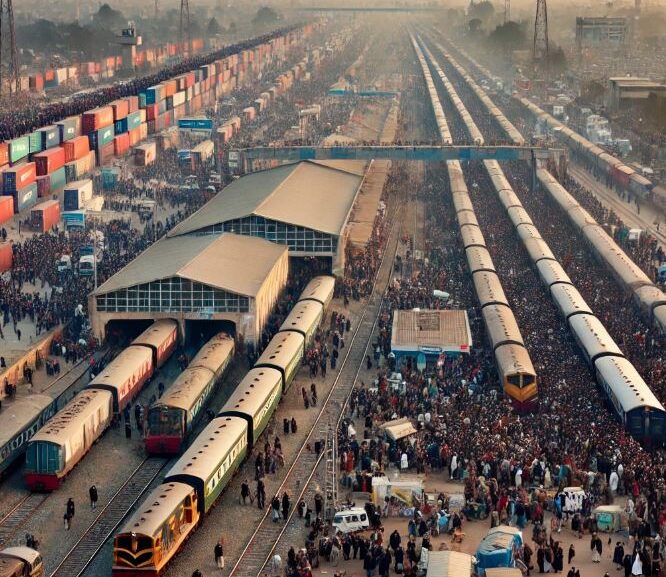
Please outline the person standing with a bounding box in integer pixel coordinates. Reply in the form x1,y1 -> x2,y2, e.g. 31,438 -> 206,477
613,542 -> 625,570
214,540 -> 224,570
192,570 -> 203,577
67,498 -> 75,523
271,495 -> 281,522
256,479 -> 265,509
568,543 -> 576,565
89,485 -> 98,510
282,492 -> 290,520
591,533 -> 603,563
241,480 -> 250,504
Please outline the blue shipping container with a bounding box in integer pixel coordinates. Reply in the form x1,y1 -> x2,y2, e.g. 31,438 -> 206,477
29,132 -> 43,154
178,118 -> 214,131
9,182 -> 38,213
64,162 -> 77,183
144,86 -> 162,105
114,119 -> 128,134
88,125 -> 115,150
57,118 -> 78,142
38,125 -> 61,150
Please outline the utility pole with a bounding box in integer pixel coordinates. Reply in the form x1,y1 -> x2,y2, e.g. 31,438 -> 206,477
504,0 -> 511,24
533,0 -> 549,83
323,422 -> 337,521
0,0 -> 20,96
180,0 -> 191,56
154,0 -> 159,20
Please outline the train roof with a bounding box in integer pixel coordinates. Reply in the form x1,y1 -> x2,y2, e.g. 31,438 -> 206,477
452,192 -> 475,214
537,169 -> 580,213
166,416 -> 247,482
583,226 -> 652,287
299,275 -> 335,306
220,367 -> 282,419
516,224 -> 542,242
0,394 -> 54,448
595,356 -> 665,413
550,283 -> 594,318
506,206 -> 533,228
88,346 -> 153,391
482,304 -> 524,348
523,238 -> 556,263
30,390 -> 112,446
279,300 -> 324,335
151,367 -> 215,413
456,210 -> 479,228
566,205 -> 598,229
634,285 -> 666,311
568,314 -> 623,359
497,188 -> 522,210
494,343 -> 535,377
255,331 -> 305,370
466,246 -> 496,274
190,333 -> 236,375
118,482 -> 194,538
460,224 -> 486,248
472,271 -> 509,308
131,319 -> 178,350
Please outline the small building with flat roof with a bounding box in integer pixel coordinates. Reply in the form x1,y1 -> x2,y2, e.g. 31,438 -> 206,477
391,309 -> 472,363
167,160 -> 365,276
607,77 -> 666,111
89,233 -> 289,346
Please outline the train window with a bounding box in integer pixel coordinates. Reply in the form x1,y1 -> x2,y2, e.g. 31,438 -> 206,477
507,375 -> 521,387
523,375 -> 535,387
627,414 -> 643,433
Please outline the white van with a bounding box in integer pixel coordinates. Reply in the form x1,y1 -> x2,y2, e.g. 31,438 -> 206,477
332,507 -> 370,534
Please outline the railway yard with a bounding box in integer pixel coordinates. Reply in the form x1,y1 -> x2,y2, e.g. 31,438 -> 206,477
1,12 -> 666,577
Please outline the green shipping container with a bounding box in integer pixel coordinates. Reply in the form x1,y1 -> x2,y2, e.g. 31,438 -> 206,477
50,166 -> 67,192
9,136 -> 30,164
29,132 -> 43,154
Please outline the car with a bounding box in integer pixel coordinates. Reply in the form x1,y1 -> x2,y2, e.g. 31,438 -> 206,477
332,507 -> 370,534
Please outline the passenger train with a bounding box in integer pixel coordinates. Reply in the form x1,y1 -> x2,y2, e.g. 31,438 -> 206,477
538,169 -> 666,338
24,320 -> 179,491
411,32 -> 539,410
483,159 -> 666,443
111,276 -> 335,576
145,334 -> 236,455
418,30 -> 666,441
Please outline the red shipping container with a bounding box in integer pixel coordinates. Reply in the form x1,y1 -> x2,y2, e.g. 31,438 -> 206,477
0,195 -> 13,225
0,143 -> 7,166
45,70 -> 55,82
31,200 -> 60,232
82,107 -> 114,132
33,147 -> 66,176
164,80 -> 177,98
5,163 -> 36,191
114,133 -> 130,156
36,175 -> 51,198
111,99 -> 130,120
63,136 -> 90,163
146,104 -> 159,122
0,242 -> 12,273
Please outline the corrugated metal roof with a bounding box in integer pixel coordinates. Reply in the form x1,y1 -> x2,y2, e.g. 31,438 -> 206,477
168,161 -> 363,237
94,233 -> 287,297
391,310 -> 472,353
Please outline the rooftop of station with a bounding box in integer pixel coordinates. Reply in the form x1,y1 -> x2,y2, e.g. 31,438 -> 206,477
93,232 -> 287,298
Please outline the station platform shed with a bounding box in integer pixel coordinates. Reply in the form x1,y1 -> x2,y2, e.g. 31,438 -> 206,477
89,233 -> 288,347
390,309 -> 472,364
167,160 -> 365,276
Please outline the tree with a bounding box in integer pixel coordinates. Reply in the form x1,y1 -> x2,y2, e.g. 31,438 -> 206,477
93,3 -> 126,31
487,21 -> 527,53
207,17 -> 222,36
468,1 -> 495,25
253,6 -> 280,27
467,18 -> 483,35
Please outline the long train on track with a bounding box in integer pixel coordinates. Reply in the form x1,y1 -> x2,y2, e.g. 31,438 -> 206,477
111,276 -> 335,577
23,320 -> 179,491
417,31 -> 666,442
411,32 -> 538,410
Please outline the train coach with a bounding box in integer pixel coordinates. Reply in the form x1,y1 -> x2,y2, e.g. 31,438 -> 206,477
24,320 -> 178,491
112,277 -> 335,575
145,333 -> 235,455
0,547 -> 44,577
0,395 -> 58,478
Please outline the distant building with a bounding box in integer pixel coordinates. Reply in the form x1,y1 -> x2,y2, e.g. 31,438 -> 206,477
575,17 -> 628,50
607,77 -> 666,111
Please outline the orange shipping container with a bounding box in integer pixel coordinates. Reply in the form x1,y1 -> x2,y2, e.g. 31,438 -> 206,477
82,107 -> 114,132
111,99 -> 129,120
0,242 -> 12,273
63,136 -> 90,163
0,143 -> 8,166
114,133 -> 130,156
0,195 -> 13,225
128,127 -> 142,146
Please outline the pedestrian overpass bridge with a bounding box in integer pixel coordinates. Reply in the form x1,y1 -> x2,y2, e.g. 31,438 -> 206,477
226,145 -> 567,189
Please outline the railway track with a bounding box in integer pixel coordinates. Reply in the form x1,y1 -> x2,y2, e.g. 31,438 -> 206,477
0,494 -> 49,547
229,176 -> 405,577
49,457 -> 168,577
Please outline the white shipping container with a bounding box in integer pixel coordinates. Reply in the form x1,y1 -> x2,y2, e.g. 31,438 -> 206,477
68,66 -> 78,79
64,179 -> 94,210
139,122 -> 148,140
135,142 -> 157,166
56,68 -> 68,83
139,109 -> 147,123
172,91 -> 186,107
